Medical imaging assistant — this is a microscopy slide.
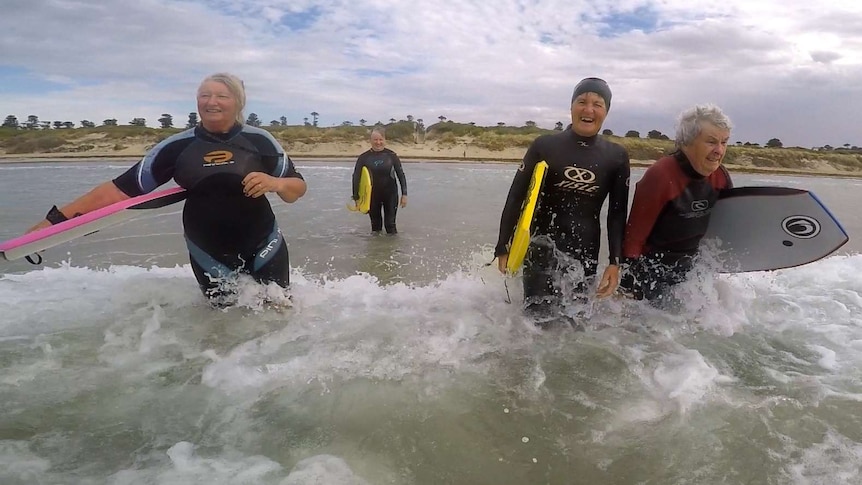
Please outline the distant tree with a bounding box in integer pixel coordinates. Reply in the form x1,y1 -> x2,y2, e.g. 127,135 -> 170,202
62,121 -> 74,129
822,144 -> 833,151
438,115 -> 447,122
2,115 -> 19,128
40,121 -> 51,130
525,120 -> 536,127
359,119 -> 367,126
158,113 -> 173,129
270,120 -> 280,126
80,120 -> 95,128
389,118 -> 396,124
186,112 -> 198,128
303,117 -> 310,126
53,121 -> 64,129
279,116 -> 287,126
624,130 -> 640,138
103,119 -> 118,126
647,129 -> 664,139
129,118 -> 146,127
765,138 -> 783,148
26,115 -> 39,129
843,143 -> 850,149
416,118 -> 424,127
602,129 -> 613,136
497,122 -> 505,127
555,121 -> 564,131
341,121 -> 353,126
468,121 -> 476,126
310,112 -> 319,127
246,113 -> 261,127
735,141 -> 742,145
406,114 -> 414,122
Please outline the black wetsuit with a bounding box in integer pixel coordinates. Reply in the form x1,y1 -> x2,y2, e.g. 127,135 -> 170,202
113,124 -> 304,299
495,128 -> 630,310
621,151 -> 732,302
352,148 -> 407,234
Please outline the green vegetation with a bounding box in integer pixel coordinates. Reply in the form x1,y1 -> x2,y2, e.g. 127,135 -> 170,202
1,122 -> 861,176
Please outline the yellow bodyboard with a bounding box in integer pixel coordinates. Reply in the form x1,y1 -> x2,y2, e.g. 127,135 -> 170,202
348,166 -> 372,213
506,161 -> 548,274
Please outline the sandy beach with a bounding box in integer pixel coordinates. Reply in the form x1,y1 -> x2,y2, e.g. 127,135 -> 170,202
2,137 -> 861,178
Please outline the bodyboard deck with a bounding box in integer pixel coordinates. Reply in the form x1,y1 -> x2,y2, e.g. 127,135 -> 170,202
703,186 -> 848,272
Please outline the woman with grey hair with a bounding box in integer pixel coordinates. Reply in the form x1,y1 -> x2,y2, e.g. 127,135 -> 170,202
24,72 -> 307,305
619,103 -> 733,304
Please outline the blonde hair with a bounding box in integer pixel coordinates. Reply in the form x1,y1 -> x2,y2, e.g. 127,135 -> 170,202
199,72 -> 246,124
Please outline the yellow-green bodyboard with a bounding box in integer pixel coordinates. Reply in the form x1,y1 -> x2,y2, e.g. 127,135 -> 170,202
506,161 -> 548,274
349,167 -> 372,213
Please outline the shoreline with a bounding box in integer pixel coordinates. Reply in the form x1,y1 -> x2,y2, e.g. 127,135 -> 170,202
1,150 -> 860,180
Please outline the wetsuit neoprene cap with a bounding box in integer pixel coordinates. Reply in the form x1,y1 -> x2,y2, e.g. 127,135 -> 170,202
572,77 -> 612,110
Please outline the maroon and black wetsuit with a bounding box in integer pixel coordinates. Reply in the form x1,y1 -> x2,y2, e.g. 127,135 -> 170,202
621,151 -> 732,301
352,148 -> 407,234
495,128 -> 630,310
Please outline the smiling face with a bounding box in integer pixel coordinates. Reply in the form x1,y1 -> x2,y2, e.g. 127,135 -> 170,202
681,122 -> 731,176
196,80 -> 239,133
570,92 -> 608,137
370,131 -> 386,151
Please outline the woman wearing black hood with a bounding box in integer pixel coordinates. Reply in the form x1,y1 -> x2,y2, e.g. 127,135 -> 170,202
494,77 -> 631,320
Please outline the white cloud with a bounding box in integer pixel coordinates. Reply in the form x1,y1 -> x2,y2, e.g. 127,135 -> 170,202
1,0 -> 861,147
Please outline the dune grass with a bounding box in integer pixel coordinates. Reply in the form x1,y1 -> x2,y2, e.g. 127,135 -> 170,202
1,123 -> 860,174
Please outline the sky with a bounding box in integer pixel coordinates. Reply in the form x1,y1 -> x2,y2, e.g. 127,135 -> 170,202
1,0 -> 861,148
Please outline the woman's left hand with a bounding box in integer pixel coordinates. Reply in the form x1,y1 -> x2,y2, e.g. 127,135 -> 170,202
400,195 -> 408,208
242,172 -> 278,198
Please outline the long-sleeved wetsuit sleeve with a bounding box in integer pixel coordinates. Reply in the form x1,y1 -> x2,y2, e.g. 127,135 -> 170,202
605,151 -> 630,265
495,143 -> 542,256
392,152 -> 407,195
622,165 -> 670,258
351,154 -> 365,201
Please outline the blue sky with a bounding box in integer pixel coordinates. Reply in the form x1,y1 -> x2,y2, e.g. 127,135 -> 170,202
1,0 -> 861,147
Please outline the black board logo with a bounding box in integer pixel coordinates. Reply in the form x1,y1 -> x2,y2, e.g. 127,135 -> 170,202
782,215 -> 820,239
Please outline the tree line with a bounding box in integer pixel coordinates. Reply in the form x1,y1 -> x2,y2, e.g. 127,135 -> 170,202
2,113 -> 858,152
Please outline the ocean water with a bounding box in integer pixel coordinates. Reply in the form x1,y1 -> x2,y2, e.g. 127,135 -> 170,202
0,160 -> 860,484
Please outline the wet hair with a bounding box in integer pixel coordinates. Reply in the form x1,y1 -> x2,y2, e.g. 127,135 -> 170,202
675,104 -> 733,147
199,73 -> 246,124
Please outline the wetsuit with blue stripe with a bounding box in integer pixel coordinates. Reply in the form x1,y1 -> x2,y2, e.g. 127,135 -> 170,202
112,123 -> 303,298
352,148 -> 407,234
496,128 -> 630,311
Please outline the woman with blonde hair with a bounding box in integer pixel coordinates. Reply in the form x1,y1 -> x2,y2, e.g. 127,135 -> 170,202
25,73 -> 307,305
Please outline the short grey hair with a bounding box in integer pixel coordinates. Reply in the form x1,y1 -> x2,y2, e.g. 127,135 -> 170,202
199,72 -> 247,124
675,104 -> 733,147
371,127 -> 386,138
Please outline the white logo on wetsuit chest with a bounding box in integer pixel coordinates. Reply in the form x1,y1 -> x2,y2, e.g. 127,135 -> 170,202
691,200 -> 709,211
554,166 -> 599,193
258,237 -> 280,257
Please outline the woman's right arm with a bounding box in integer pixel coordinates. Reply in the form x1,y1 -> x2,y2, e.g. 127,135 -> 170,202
27,181 -> 130,233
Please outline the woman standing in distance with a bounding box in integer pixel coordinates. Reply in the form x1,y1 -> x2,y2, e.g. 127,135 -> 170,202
351,128 -> 407,234
26,73 -> 307,304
